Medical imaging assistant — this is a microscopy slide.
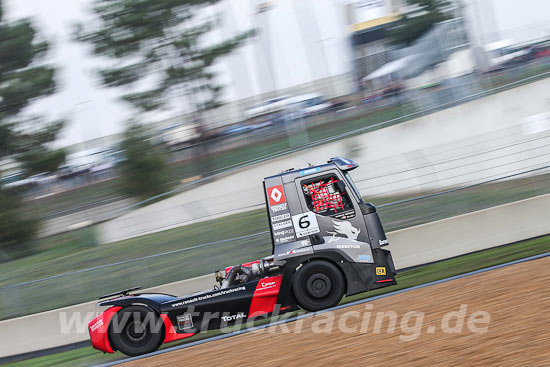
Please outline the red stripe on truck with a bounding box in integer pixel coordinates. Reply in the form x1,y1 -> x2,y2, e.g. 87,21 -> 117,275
248,275 -> 283,317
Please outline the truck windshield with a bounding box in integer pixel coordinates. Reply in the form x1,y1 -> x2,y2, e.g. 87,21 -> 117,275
344,172 -> 364,203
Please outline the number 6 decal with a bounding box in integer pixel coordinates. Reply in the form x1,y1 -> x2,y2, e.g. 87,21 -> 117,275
298,215 -> 310,229
292,212 -> 320,238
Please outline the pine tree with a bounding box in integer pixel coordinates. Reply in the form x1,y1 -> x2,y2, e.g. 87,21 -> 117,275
117,123 -> 172,201
76,0 -> 253,191
76,0 -> 252,115
0,0 -> 64,256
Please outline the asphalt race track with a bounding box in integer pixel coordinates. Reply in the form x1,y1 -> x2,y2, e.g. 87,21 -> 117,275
93,253 -> 550,367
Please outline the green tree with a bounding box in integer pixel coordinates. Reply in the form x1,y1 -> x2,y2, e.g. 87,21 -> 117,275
76,0 -> 252,118
117,123 -> 171,201
388,0 -> 452,46
15,119 -> 66,176
0,189 -> 38,257
76,0 -> 253,181
0,0 -> 64,256
0,0 -> 65,176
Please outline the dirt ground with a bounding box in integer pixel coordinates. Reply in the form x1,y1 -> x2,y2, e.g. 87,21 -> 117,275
123,258 -> 550,367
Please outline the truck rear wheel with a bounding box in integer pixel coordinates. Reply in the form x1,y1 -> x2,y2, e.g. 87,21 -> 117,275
292,260 -> 345,312
109,305 -> 164,356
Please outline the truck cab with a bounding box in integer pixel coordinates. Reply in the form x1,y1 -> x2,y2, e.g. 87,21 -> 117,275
264,157 -> 396,309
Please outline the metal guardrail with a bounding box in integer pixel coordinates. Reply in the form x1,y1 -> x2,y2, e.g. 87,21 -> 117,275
0,231 -> 268,290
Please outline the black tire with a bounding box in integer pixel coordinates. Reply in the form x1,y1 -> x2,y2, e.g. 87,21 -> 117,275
108,305 -> 164,356
292,260 -> 345,312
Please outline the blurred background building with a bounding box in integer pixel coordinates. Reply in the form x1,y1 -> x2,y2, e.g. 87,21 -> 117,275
6,0 -> 550,149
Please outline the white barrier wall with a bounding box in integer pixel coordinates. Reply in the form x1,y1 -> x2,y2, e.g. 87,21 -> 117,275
2,194 -> 549,358
387,194 -> 550,269
98,77 -> 550,244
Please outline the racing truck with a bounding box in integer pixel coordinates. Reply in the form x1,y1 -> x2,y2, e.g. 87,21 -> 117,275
89,157 -> 397,356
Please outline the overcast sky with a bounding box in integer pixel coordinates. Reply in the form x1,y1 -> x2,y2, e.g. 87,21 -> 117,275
5,0 -> 134,147
5,0 -> 550,148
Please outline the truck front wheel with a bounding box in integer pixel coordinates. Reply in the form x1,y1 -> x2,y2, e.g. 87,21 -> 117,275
292,260 -> 345,312
108,305 -> 164,356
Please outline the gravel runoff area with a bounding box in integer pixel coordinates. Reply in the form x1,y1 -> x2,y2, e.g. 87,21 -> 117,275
121,257 -> 550,367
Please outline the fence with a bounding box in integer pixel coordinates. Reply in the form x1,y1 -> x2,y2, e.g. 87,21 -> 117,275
30,58 -> 550,238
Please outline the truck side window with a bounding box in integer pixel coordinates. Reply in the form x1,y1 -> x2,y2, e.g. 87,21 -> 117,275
301,174 -> 355,219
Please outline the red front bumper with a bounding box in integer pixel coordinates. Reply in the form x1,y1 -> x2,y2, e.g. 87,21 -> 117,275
88,306 -> 122,353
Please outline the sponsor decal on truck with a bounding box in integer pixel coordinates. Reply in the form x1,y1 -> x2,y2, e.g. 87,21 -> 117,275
177,313 -> 194,330
273,220 -> 293,230
270,203 -> 288,212
267,185 -> 286,206
221,312 -> 247,322
271,213 -> 291,222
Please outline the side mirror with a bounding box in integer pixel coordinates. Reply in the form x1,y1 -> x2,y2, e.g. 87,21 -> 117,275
310,234 -> 325,245
360,202 -> 377,214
